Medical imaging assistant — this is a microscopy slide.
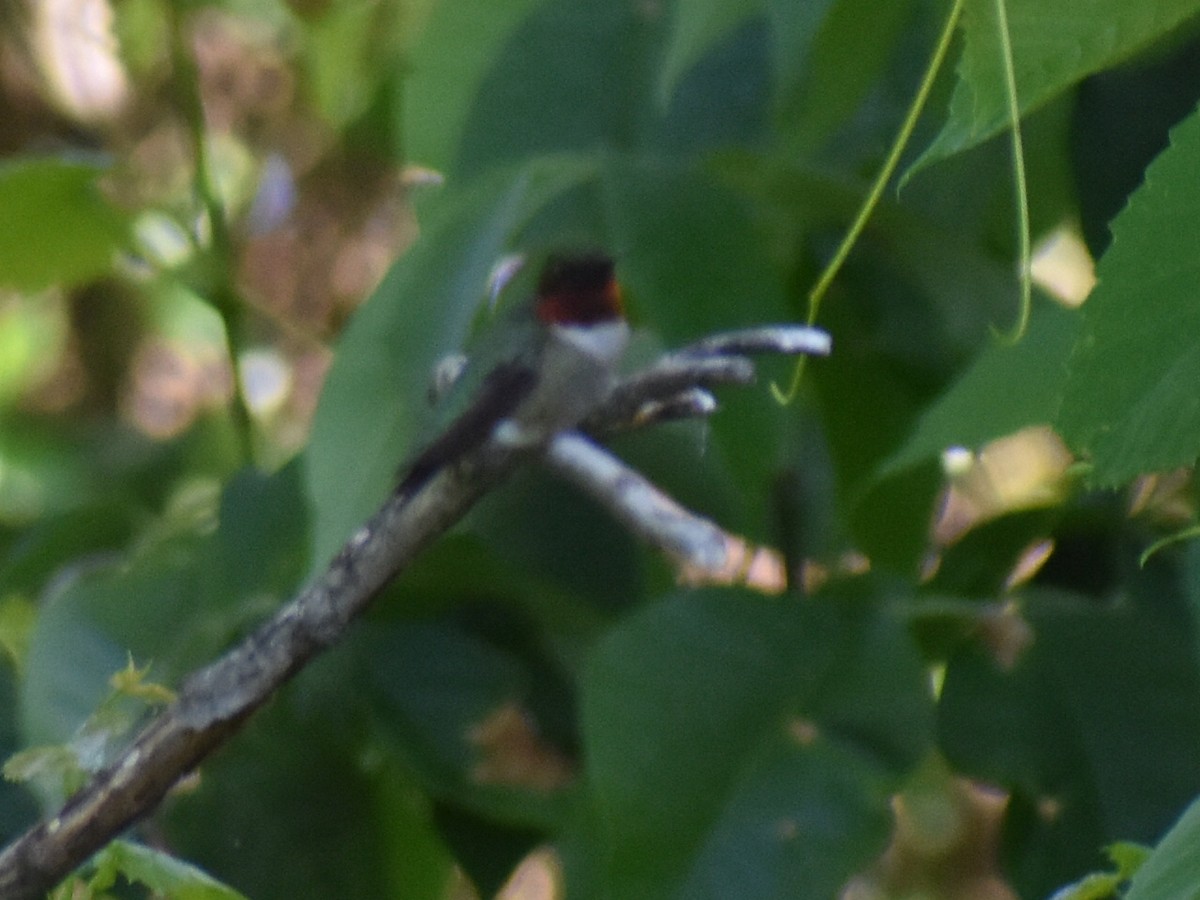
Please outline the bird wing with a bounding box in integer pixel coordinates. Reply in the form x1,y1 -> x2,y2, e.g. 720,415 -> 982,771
396,359 -> 538,496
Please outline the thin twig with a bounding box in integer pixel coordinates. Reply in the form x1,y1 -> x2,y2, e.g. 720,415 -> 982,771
592,324 -> 829,432
167,4 -> 254,458
678,324 -> 831,358
544,433 -> 732,571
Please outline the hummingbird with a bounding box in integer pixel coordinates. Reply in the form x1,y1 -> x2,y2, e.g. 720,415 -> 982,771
396,251 -> 629,497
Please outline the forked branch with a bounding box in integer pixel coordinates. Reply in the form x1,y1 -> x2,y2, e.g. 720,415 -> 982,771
0,324 -> 829,900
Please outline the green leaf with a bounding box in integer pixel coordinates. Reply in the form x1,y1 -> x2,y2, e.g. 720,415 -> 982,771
201,462 -> 309,610
0,504 -> 135,601
1056,105 -> 1200,486
939,585 -> 1200,895
363,620 -> 575,829
774,0 -> 916,152
91,840 -> 247,900
402,0 -> 543,172
471,467 -> 643,605
0,158 -> 128,292
882,300 -> 1079,476
163,681 -> 444,899
604,160 -> 789,340
764,0 -> 837,117
850,459 -> 944,577
925,509 -> 1057,596
910,0 -> 1200,174
1108,840 -> 1153,879
580,586 -> 933,897
0,595 -> 35,671
301,1 -> 385,130
0,415 -> 95,524
452,0 -> 658,175
0,291 -> 68,405
452,0 -> 769,175
657,0 -> 762,106
112,0 -> 170,76
431,805 -> 545,897
652,15 -> 772,156
1049,871 -> 1124,900
20,466 -> 308,747
1126,795 -> 1200,900
297,0 -> 440,159
21,568 -> 139,747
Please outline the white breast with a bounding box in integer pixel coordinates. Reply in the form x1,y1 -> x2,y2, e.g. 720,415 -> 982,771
551,320 -> 630,365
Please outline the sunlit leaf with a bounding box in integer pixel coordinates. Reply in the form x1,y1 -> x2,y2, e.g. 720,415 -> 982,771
1126,796 -> 1200,900
90,840 -> 247,900
0,158 -> 127,292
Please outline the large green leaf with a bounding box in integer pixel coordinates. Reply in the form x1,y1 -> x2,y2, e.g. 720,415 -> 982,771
763,0 -> 837,130
603,160 -> 789,340
657,0 -> 762,106
402,0 -> 542,172
20,464 -> 308,746
579,586 -> 933,898
773,0 -> 915,152
882,299 -> 1079,476
199,463 -> 310,610
1056,105 -> 1200,486
452,0 -> 660,175
21,546 -> 194,746
163,679 -> 448,900
453,0 -> 770,176
363,620 -> 576,830
911,0 -> 1200,174
0,158 -> 128,292
938,584 -> 1200,895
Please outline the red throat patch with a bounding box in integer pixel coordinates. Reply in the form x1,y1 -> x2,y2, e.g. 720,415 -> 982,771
534,253 -> 623,325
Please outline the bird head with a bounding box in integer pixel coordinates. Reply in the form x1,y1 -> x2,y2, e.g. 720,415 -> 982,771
533,252 -> 624,326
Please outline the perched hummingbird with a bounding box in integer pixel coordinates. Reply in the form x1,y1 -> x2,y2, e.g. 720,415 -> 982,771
396,251 -> 628,497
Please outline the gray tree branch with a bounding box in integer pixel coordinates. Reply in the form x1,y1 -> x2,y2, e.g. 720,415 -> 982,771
0,324 -> 828,900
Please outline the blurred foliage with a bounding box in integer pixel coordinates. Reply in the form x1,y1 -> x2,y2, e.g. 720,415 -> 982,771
5,0 -> 1200,897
